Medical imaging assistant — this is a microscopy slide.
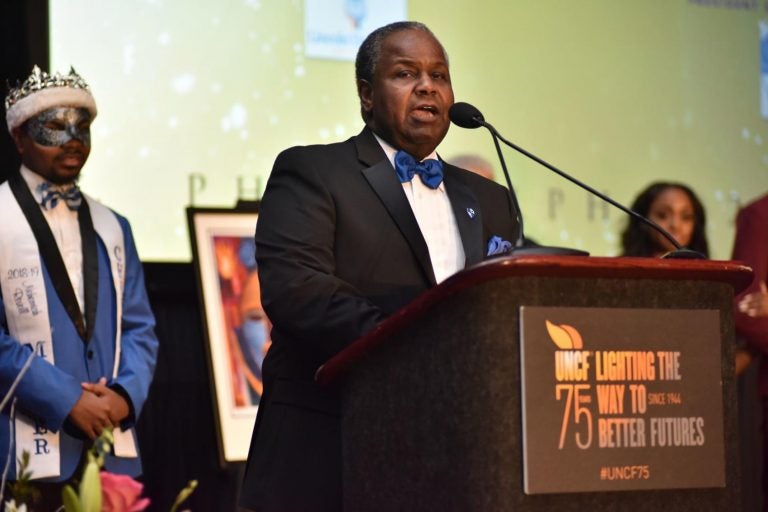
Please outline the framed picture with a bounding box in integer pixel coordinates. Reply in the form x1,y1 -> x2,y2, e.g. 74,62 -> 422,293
187,206 -> 265,464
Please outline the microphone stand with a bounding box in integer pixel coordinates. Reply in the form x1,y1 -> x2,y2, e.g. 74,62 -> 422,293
476,117 -> 705,260
487,127 -> 588,256
488,129 -> 524,247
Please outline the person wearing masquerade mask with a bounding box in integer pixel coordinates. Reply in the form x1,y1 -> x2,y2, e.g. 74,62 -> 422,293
240,22 -> 519,511
0,66 -> 158,507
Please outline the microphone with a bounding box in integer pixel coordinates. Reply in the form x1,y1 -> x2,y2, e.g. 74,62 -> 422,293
451,104 -> 527,249
449,101 -> 485,129
448,102 -> 705,260
450,102 -> 585,256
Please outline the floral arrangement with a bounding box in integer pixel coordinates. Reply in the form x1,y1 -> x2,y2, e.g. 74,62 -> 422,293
4,429 -> 196,512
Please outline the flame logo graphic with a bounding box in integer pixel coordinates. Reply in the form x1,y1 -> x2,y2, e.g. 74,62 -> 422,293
545,320 -> 584,349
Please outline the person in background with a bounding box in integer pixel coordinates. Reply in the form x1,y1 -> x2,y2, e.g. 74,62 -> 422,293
0,66 -> 158,508
734,195 -> 768,328
731,194 -> 768,510
239,21 -> 519,512
620,181 -> 709,257
450,153 -> 495,181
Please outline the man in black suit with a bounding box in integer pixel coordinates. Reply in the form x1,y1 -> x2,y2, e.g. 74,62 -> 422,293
240,21 -> 519,511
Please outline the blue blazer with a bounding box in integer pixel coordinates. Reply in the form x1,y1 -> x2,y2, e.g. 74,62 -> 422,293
0,213 -> 158,481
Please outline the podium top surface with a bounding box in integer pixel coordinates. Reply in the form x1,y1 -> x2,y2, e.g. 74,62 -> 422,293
315,255 -> 753,385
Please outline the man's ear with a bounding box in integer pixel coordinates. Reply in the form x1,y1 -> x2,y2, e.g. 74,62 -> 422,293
10,127 -> 25,153
357,79 -> 373,115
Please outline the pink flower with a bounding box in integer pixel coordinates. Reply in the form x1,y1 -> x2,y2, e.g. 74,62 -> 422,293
100,471 -> 151,512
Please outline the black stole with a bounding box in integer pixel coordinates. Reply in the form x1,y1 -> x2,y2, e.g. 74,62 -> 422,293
8,171 -> 98,342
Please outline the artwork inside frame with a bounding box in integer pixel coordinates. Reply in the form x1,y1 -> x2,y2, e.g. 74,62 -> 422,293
187,206 -> 265,464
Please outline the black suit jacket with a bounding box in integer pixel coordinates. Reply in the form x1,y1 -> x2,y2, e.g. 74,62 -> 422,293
240,127 -> 519,511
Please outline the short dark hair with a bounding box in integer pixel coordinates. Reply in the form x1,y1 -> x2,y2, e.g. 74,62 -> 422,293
355,21 -> 442,84
354,22 -> 447,122
620,182 -> 709,257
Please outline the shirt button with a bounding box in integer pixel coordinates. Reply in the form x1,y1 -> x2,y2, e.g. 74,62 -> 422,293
87,350 -> 94,360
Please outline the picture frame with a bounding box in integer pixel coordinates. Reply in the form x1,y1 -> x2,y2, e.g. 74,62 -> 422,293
187,206 -> 264,464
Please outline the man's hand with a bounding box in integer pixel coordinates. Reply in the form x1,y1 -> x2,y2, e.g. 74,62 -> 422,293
80,377 -> 130,425
738,281 -> 768,318
68,377 -> 130,439
68,388 -> 114,440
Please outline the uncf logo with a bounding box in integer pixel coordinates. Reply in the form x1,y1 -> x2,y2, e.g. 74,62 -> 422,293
546,320 -> 583,350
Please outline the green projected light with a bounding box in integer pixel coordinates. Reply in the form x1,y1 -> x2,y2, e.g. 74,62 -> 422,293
51,1 -> 768,260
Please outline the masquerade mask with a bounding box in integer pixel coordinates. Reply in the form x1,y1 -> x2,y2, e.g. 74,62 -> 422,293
25,107 -> 92,147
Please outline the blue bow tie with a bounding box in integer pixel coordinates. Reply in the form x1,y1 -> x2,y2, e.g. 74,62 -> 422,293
37,182 -> 82,211
394,151 -> 444,189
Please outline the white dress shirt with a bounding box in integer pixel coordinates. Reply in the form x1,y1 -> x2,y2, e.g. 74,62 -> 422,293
20,166 -> 85,314
373,134 -> 465,284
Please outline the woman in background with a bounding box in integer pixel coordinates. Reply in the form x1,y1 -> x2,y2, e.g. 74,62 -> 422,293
620,181 -> 709,257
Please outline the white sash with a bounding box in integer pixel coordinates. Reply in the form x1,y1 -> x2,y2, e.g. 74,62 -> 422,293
0,184 -> 135,479
0,184 -> 58,478
86,197 -> 137,459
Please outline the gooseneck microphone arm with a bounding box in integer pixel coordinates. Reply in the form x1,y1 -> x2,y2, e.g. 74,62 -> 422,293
484,117 -> 682,252
448,102 -> 702,258
487,127 -> 525,248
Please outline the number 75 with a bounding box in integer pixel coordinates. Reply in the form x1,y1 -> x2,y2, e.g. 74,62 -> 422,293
555,384 -> 593,449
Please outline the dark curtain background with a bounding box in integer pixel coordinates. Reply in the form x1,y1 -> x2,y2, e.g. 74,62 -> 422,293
140,263 -> 243,511
0,0 -> 45,181
1,3 -> 244,510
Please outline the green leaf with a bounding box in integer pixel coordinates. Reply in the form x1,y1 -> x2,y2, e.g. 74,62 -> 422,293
62,484 -> 82,512
170,479 -> 198,512
8,452 -> 41,504
90,427 -> 114,468
78,460 -> 102,512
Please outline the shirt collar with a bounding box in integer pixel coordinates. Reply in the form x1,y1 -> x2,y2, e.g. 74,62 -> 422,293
372,133 -> 440,170
19,165 -> 78,207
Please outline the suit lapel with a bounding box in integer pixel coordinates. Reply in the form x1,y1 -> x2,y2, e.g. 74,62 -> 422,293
78,199 -> 99,341
355,129 -> 437,286
442,164 -> 484,267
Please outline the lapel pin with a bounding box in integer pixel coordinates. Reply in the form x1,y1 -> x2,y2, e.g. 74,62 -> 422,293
466,207 -> 476,219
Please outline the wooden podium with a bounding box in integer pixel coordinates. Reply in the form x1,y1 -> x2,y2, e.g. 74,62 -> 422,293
317,256 -> 753,512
